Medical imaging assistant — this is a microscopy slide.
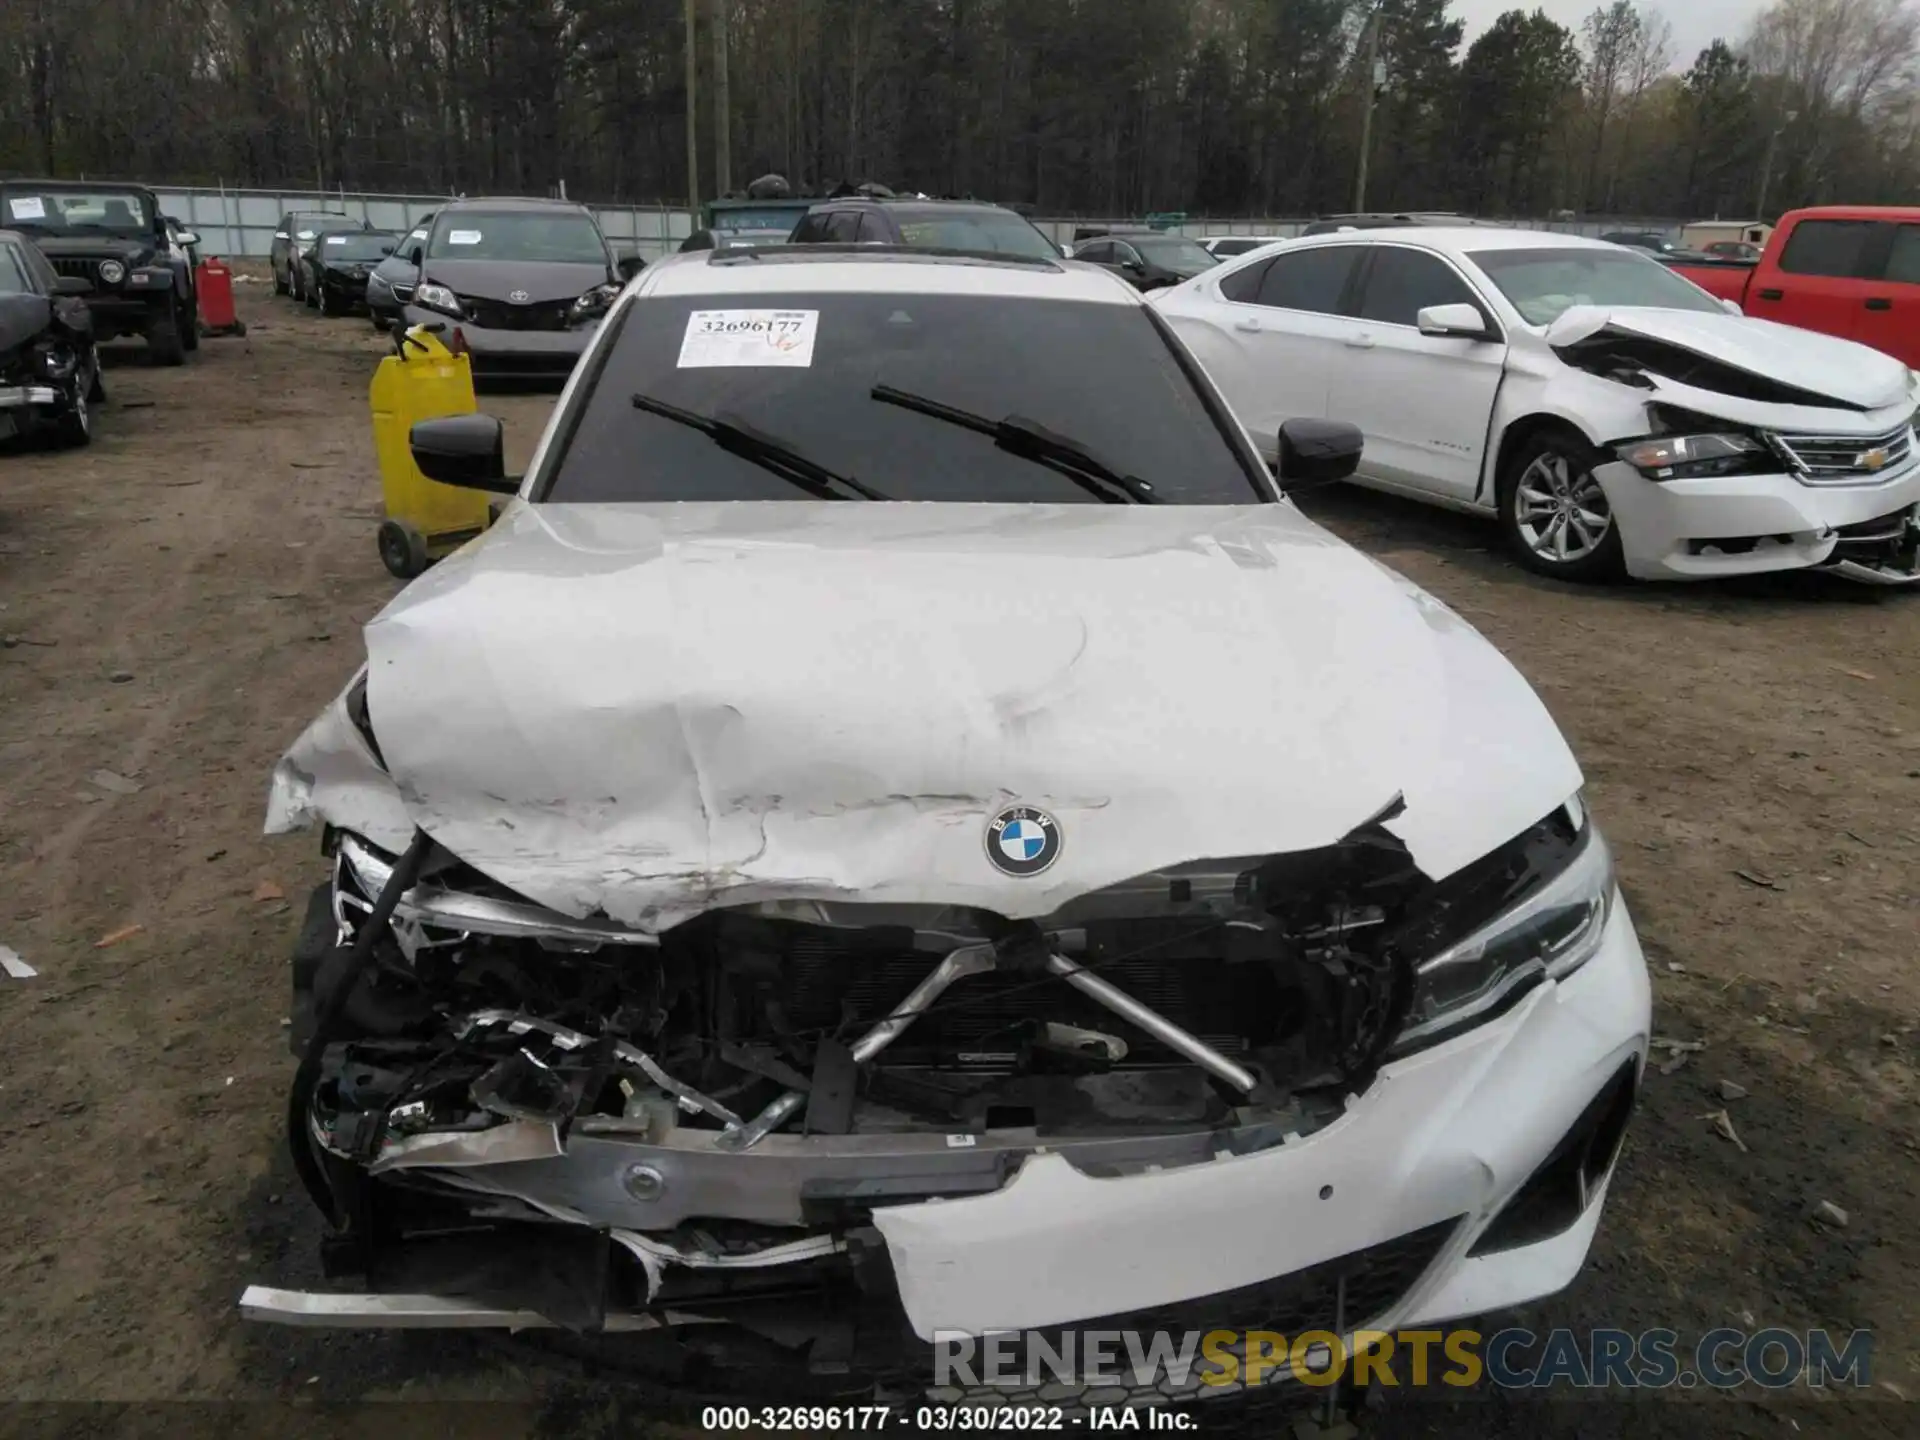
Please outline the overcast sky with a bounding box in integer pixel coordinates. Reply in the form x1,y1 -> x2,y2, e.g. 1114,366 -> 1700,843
1453,0 -> 1768,71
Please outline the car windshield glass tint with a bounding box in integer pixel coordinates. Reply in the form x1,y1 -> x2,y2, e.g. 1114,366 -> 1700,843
1469,247 -> 1724,326
325,233 -> 398,262
431,212 -> 606,262
2,187 -> 150,234
713,206 -> 808,230
0,244 -> 32,293
892,213 -> 1059,260
546,291 -> 1266,504
1135,236 -> 1219,272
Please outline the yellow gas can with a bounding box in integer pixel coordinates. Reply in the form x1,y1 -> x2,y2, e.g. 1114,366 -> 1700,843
368,326 -> 494,578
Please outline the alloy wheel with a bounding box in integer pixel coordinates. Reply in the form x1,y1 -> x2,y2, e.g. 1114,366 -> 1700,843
1514,451 -> 1612,564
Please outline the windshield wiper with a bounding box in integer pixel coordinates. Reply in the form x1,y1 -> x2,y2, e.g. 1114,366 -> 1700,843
870,384 -> 1159,503
630,393 -> 889,501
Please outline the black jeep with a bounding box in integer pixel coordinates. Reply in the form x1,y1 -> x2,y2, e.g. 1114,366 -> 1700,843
0,180 -> 198,365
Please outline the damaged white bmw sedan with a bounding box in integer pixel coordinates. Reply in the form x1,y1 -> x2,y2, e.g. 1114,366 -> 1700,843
1153,228 -> 1920,584
246,246 -> 1651,1405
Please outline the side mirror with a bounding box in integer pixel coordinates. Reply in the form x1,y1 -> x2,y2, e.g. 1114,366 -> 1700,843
1121,258 -> 1144,273
409,415 -> 520,494
1721,298 -> 1743,316
380,244 -> 394,255
617,253 -> 646,280
1276,418 -> 1363,491
1416,303 -> 1495,341
408,246 -> 424,267
53,275 -> 92,296
175,229 -> 200,246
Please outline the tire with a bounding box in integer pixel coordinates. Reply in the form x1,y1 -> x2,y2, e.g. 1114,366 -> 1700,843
377,519 -> 431,579
319,286 -> 342,317
57,376 -> 93,448
181,293 -> 200,351
146,306 -> 186,367
87,357 -> 106,402
1497,427 -> 1625,583
371,313 -> 391,333
305,273 -> 319,309
290,262 -> 305,303
274,261 -> 289,296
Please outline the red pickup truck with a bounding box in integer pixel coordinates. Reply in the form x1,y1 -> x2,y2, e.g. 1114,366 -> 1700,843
1664,205 -> 1920,368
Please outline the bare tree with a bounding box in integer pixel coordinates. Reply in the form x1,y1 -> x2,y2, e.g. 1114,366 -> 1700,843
1581,0 -> 1643,209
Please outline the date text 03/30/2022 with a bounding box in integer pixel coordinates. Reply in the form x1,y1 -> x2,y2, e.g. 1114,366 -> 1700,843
701,1407 -> 1192,1432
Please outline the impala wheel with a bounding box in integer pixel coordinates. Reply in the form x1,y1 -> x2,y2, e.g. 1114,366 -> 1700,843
1499,431 -> 1624,582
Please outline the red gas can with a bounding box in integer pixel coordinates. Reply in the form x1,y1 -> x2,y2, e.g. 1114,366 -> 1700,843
195,259 -> 244,336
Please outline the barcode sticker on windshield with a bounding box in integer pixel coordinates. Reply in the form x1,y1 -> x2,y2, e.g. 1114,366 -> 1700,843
6,197 -> 46,220
448,229 -> 483,245
325,235 -> 347,245
677,309 -> 818,368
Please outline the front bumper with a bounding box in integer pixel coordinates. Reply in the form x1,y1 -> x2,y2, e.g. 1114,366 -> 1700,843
242,894 -> 1650,1382
1596,458 -> 1920,583
400,303 -> 596,381
0,385 -> 59,410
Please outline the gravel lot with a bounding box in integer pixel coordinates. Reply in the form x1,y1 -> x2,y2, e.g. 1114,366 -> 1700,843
0,276 -> 1914,1438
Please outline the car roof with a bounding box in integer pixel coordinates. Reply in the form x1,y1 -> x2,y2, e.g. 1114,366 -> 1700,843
438,196 -> 594,214
1281,226 -> 1612,257
3,179 -> 152,193
641,248 -> 1135,305
807,198 -> 1021,212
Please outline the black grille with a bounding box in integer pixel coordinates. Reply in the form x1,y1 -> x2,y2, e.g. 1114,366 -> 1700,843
773,926 -> 1293,1067
50,257 -> 98,286
458,295 -> 572,331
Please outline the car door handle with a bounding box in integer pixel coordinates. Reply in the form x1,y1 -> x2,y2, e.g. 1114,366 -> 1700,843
1232,317 -> 1261,333
1865,296 -> 1893,311
1757,288 -> 1784,300
1344,334 -> 1375,349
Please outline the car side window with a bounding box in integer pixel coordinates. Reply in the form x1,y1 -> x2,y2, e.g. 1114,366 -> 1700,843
1111,241 -> 1141,266
1218,257 -> 1274,303
824,211 -> 861,243
1778,220 -> 1880,279
789,213 -> 826,243
1253,246 -> 1362,315
855,212 -> 890,243
1356,247 -> 1483,327
18,238 -> 58,294
1076,240 -> 1111,263
1881,225 -> 1920,285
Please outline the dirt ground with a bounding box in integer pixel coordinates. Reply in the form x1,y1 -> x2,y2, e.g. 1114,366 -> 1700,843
0,274 -> 1915,1440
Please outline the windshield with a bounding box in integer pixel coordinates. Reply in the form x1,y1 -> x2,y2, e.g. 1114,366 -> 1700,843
430,212 -> 607,263
892,211 -> 1060,261
321,232 -> 399,262
289,215 -> 352,241
2,186 -> 151,235
0,244 -> 32,293
543,290 -> 1266,504
1469,247 -> 1724,326
1135,236 -> 1218,273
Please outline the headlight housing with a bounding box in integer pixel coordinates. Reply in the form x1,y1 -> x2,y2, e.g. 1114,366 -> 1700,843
570,282 -> 622,320
1394,798 -> 1615,1053
97,259 -> 126,285
1615,431 -> 1766,479
35,344 -> 76,380
413,281 -> 463,318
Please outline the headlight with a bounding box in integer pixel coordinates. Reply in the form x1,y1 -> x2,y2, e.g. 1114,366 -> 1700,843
36,345 -> 76,380
1395,802 -> 1615,1052
570,282 -> 622,318
1615,431 -> 1765,479
413,281 -> 463,318
97,259 -> 126,285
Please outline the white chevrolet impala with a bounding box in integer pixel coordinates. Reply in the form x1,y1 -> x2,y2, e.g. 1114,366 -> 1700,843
1154,228 -> 1920,585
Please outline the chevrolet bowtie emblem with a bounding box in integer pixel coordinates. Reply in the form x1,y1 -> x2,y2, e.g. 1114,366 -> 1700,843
1858,447 -> 1890,471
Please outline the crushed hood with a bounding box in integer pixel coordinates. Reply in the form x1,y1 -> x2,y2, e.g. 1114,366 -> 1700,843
1546,305 -> 1913,411
271,503 -> 1582,931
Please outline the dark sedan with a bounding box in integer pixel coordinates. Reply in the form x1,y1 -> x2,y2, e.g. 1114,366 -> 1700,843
365,216 -> 434,331
302,229 -> 401,316
0,229 -> 101,447
1070,231 -> 1218,290
399,198 -> 642,384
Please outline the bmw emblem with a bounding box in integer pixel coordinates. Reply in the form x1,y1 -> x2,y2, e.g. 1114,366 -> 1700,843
508,289 -> 531,304
986,805 -> 1062,877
